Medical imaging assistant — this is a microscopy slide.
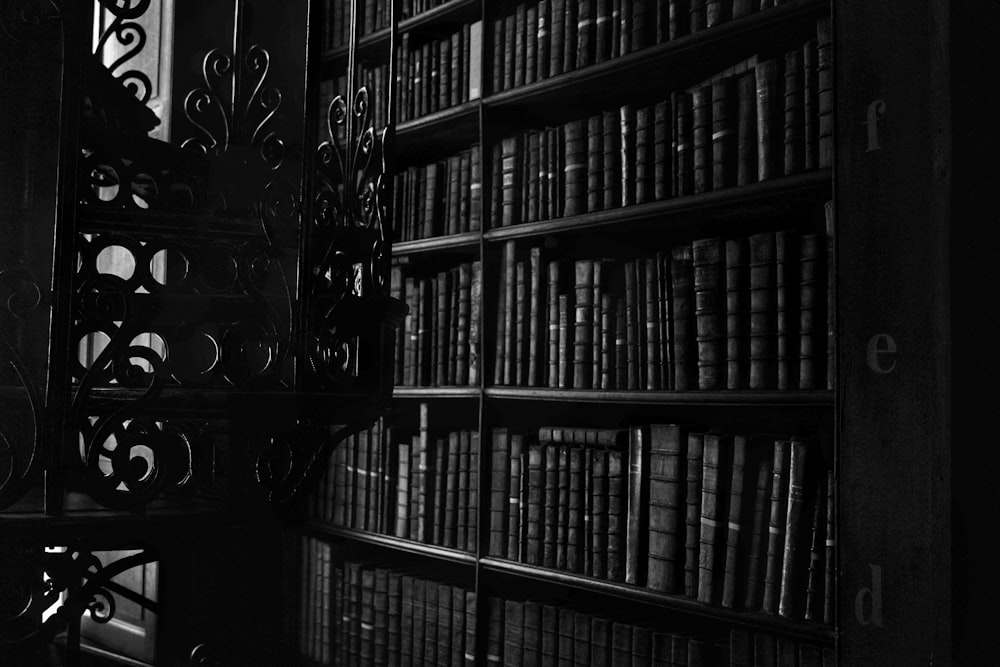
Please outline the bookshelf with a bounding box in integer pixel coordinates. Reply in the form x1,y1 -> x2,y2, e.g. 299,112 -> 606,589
292,0 -> 842,665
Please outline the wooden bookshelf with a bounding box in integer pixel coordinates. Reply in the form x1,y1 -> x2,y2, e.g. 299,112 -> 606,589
298,0 -> 840,664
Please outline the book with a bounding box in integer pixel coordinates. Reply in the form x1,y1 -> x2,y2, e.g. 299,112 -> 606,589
514,3 -> 527,88
550,0 -> 566,77
697,432 -> 731,604
507,434 -> 523,560
721,435 -> 748,608
457,432 -> 470,549
547,260 -> 561,388
537,0 -> 551,81
712,76 -> 737,190
684,433 -> 705,597
779,439 -> 811,619
577,0 -> 595,68
693,237 -> 725,390
504,599 -> 524,667
591,448 -> 610,578
490,428 -> 511,557
607,447 -> 626,581
635,105 -> 652,204
816,17 -> 833,168
587,114 -> 604,213
673,91 -> 694,196
647,424 -> 686,593
567,446 -> 585,573
692,85 -> 712,194
803,475 -> 826,622
654,100 -> 671,200
671,244 -> 695,390
564,120 -> 588,217
515,260 -> 528,386
749,232 -> 777,389
755,59 -> 781,181
725,238 -> 750,389
563,0 -> 579,73
602,109 -> 621,209
625,424 -> 650,585
775,230 -> 800,390
543,443 -> 560,568
762,439 -> 791,614
798,233 -> 825,389
620,105 -> 637,206
783,48 -> 805,175
573,259 -> 595,389
486,596 -> 504,664
526,442 -> 545,565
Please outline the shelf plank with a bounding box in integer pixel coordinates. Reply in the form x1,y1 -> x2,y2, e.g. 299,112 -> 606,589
480,557 -> 835,643
483,0 -> 828,122
393,231 -> 480,257
396,101 -> 480,162
485,386 -> 834,407
303,522 -> 478,565
392,386 -> 481,399
483,171 -> 831,242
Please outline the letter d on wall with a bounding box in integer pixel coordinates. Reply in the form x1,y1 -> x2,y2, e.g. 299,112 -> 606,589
855,563 -> 885,627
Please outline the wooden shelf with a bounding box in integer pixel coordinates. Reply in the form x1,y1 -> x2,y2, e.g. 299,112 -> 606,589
393,231 -> 480,257
303,521 -> 478,566
483,170 -> 832,243
485,386 -> 834,407
392,386 -> 480,399
480,557 -> 835,644
396,101 -> 480,162
482,0 -> 829,124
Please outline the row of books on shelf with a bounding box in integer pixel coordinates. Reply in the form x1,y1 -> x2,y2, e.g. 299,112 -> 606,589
396,24 -> 483,123
489,424 -> 834,624
393,145 -> 482,242
318,66 -> 390,143
311,408 -> 480,552
491,0 -> 806,96
295,539 -> 477,665
321,0 -> 460,51
492,225 -> 833,392
488,596 -> 834,667
391,261 -> 482,388
490,27 -> 831,228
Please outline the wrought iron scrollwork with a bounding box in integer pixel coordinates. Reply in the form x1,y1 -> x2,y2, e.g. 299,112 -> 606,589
94,0 -> 154,103
256,422 -> 365,505
0,268 -> 45,509
0,545 -> 157,646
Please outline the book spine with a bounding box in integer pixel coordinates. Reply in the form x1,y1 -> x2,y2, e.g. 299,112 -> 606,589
526,442 -> 545,565
469,432 -> 480,553
470,260 -> 482,385
503,599 -> 524,667
573,259 -> 595,389
587,114 -> 604,212
721,435 -> 748,607
567,446 -> 585,573
749,232 -> 777,389
514,4 -> 527,88
611,622 -> 631,666
776,230 -> 800,390
527,131 -> 541,223
762,439 -> 791,614
515,260 -> 528,386
577,0 -> 595,69
591,448 -> 609,578
556,445 -> 571,570
507,435 -> 523,560
823,469 -> 835,625
692,85 -> 712,194
528,247 -> 544,386
624,261 -> 639,389
694,237 -> 725,390
816,17 -> 833,169
464,590 -> 477,664
673,91 -> 694,196
558,294 -> 571,388
490,428 -> 511,556
635,105 -> 652,204
547,260 -> 561,388
779,439 -> 810,619
654,100 -> 671,201
712,76 -> 737,190
543,443 -> 560,568
624,425 -> 648,584
644,256 -> 661,389
445,432 -> 461,548
783,48 -> 805,175
803,475 -> 826,621
564,120 -> 588,217
486,596 -> 504,664
802,39 -> 818,171
457,432 -> 470,548
457,263 -> 471,385
602,109 -> 621,209
690,0 -> 706,34
684,433 -> 705,597
607,448 -> 626,581
620,105 -> 637,206
726,238 -> 749,389
563,0 -> 579,73
537,0 -> 551,82
755,59 -> 781,181
671,244 -> 695,390
646,424 -> 685,593
595,0 -> 612,62
799,233 -> 825,389
550,0 -> 566,77
591,259 -> 605,389
697,433 -> 730,604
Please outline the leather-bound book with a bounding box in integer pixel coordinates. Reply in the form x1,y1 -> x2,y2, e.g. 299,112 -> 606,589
558,294 -> 571,388
547,260 -> 561,388
671,244 -> 695,390
721,434 -> 749,608
749,232 -> 777,389
712,76 -> 737,190
697,432 -> 732,604
778,439 -> 810,619
501,135 -> 523,227
515,260 -> 528,386
503,599 -> 524,667
514,4 -> 527,88
816,17 -> 833,168
620,0 -> 634,55
490,428 -> 511,557
783,49 -> 805,175
803,475 -> 826,621
558,607 -> 574,667
684,432 -> 705,597
470,144 -> 482,231
823,469 -> 835,625
802,39 -> 818,171
775,230 -> 800,390
564,119 -> 588,217
543,443 -> 560,568
433,436 -> 448,545
550,0 -> 566,77
592,259 -> 606,388
527,131 -> 541,223
439,38 -> 452,112
595,0 -> 612,62
486,596 -> 504,664
647,424 -> 686,593
556,446 -> 571,570
762,439 -> 791,614
694,237 -> 725,389
537,0 -> 551,81
798,233 -> 825,389
591,448 -> 610,578
726,238 -> 750,389
506,435 -> 523,560
673,91 -> 694,196
636,105 -> 653,204
562,0 -> 579,73
654,100 -> 671,201
690,0 -> 706,33
590,616 -> 611,665
522,600 -> 541,666
632,0 -> 650,51
526,5 -> 538,86
529,247 -> 544,387
577,0 -> 595,69
573,611 -> 592,666
468,432 -> 480,552
574,259 -> 595,389
456,263 -> 471,385
526,442 -> 545,565
620,105 -> 637,206
692,85 -> 712,194
644,256 -> 661,389
611,622 -> 632,666
608,447 -> 627,581
603,109 -> 622,209
541,605 -> 559,665
568,446 -> 585,573
632,626 -> 652,667
624,260 -> 640,389
469,260 -> 482,385
729,629 -> 752,667
625,424 -> 650,584
601,293 -> 614,390
669,0 -> 690,40
755,59 -> 781,181
588,114 -> 604,212
456,433 -> 470,548
743,441 -> 774,610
